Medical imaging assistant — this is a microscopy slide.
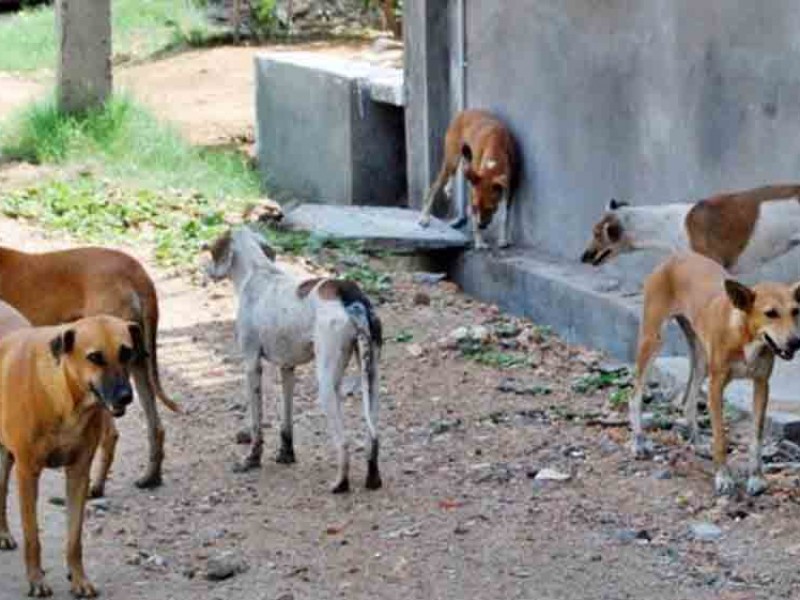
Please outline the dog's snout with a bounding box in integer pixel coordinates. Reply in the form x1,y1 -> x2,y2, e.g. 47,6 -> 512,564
113,382 -> 134,406
581,250 -> 595,264
789,337 -> 800,353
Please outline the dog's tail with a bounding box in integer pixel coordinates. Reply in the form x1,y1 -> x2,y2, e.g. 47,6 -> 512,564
140,286 -> 181,414
330,281 -> 382,440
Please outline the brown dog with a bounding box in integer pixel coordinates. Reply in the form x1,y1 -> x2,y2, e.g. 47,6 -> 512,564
0,245 -> 178,490
0,316 -> 144,597
418,109 -> 516,250
630,252 -> 800,496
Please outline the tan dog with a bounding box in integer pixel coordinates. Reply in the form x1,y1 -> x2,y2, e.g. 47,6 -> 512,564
0,245 -> 178,490
0,316 -> 144,597
630,252 -> 800,496
581,185 -> 800,273
418,109 -> 516,250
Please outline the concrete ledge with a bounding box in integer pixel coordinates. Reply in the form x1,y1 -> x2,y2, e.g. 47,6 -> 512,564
255,52 -> 406,207
284,205 -> 468,251
450,249 -> 685,360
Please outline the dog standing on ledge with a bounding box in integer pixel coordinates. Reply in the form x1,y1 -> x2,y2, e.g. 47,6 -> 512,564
581,185 -> 800,273
629,252 -> 800,496
418,109 -> 517,250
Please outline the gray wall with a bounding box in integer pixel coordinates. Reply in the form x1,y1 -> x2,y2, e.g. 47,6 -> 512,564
410,0 -> 800,282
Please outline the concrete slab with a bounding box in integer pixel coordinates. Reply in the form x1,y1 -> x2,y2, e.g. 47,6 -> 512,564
283,204 -> 468,251
255,52 -> 406,207
655,356 -> 800,443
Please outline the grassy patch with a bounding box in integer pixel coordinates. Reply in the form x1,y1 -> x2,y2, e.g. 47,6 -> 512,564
0,0 -> 220,73
0,96 -> 260,198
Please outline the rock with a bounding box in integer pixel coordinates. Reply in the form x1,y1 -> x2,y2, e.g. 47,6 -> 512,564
413,291 -> 431,306
690,522 -> 723,542
496,377 -> 552,397
235,429 -> 252,445
450,325 -> 491,345
412,272 -> 447,285
406,343 -> 425,358
534,468 -> 571,482
205,551 -> 249,581
653,469 -> 673,480
595,361 -> 629,375
614,529 -> 651,543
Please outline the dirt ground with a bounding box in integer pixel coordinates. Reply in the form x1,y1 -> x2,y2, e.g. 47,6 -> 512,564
3,42 -> 800,600
0,41 -> 399,146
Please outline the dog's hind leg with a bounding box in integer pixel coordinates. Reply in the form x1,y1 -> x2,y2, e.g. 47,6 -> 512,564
419,163 -> 456,227
630,294 -> 670,459
317,337 -> 354,494
0,446 -> 16,550
357,335 -> 382,490
89,412 -> 119,499
132,365 -> 164,489
65,453 -> 97,598
708,371 -> 735,496
234,355 -> 264,473
276,366 -> 297,464
674,315 -> 706,444
497,192 -> 512,248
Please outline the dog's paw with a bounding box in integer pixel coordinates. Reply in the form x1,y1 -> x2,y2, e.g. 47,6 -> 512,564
134,471 -> 163,490
473,241 -> 490,251
88,483 -> 105,500
69,577 -> 97,598
28,580 -> 52,598
630,435 -> 654,460
498,239 -> 511,249
365,471 -> 383,491
330,477 -> 350,494
275,447 -> 296,465
232,455 -> 261,473
418,215 -> 431,228
746,475 -> 768,497
714,470 -> 737,497
0,531 -> 17,550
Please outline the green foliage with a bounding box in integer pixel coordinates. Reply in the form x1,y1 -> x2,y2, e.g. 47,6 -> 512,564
0,96 -> 260,198
340,264 -> 393,296
458,338 -> 534,370
252,0 -> 278,31
0,0 -> 221,72
393,330 -> 414,343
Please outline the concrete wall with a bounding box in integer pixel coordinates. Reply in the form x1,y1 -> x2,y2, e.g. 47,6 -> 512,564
408,0 -> 800,283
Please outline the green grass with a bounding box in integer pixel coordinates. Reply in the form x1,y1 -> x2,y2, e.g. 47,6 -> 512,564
0,95 -> 262,267
0,0 -> 220,73
1,95 -> 260,197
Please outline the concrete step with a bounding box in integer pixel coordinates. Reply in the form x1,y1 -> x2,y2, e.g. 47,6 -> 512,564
655,356 -> 800,442
283,204 -> 469,251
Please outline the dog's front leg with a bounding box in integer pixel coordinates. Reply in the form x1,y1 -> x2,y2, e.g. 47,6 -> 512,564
90,412 -> 119,499
746,376 -> 770,496
471,212 -> 489,251
0,447 -> 16,550
708,372 -> 735,496
233,356 -> 264,473
497,194 -> 512,248
419,166 -> 453,228
65,456 -> 97,598
275,367 -> 296,464
16,467 -> 51,597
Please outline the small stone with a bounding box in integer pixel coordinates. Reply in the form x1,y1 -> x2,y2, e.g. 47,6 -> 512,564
690,522 -> 723,542
412,291 -> 431,306
534,468 -> 571,482
653,469 -> 673,480
615,529 -> 651,543
205,551 -> 249,581
406,343 -> 425,358
413,272 -> 447,285
235,429 -> 252,445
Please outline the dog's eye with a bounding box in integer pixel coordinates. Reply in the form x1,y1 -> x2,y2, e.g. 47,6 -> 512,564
792,307 -> 800,318
119,345 -> 134,364
86,351 -> 106,366
765,309 -> 780,319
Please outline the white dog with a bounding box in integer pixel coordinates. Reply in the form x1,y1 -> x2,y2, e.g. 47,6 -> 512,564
203,227 -> 383,493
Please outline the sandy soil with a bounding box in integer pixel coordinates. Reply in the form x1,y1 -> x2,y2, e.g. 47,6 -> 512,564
0,214 -> 798,599
0,41 -> 400,146
1,42 -> 800,600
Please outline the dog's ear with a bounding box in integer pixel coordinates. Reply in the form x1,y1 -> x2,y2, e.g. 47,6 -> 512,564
258,240 -> 276,262
128,322 -> 148,364
461,143 -> 473,163
50,328 -> 76,362
725,279 -> 756,313
607,198 -> 629,211
792,282 -> 800,304
606,220 -> 623,242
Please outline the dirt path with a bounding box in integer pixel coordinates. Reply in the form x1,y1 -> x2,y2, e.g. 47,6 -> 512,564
0,214 -> 799,599
0,42 -> 399,146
